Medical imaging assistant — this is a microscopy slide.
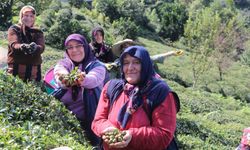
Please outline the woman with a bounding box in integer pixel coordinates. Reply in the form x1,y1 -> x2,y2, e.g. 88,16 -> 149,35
89,27 -> 115,63
7,5 -> 45,81
92,46 -> 179,150
53,33 -> 108,146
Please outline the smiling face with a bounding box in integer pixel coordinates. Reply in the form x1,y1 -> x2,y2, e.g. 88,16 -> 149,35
94,31 -> 103,44
21,9 -> 35,27
122,54 -> 141,85
66,40 -> 85,62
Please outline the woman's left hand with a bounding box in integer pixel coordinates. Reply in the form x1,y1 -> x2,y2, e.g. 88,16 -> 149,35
74,72 -> 85,86
108,130 -> 132,149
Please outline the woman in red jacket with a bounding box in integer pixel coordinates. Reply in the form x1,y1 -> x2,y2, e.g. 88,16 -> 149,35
92,46 -> 178,150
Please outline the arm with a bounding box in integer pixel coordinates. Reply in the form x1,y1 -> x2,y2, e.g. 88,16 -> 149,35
128,92 -> 177,149
91,83 -> 115,137
34,31 -> 45,54
54,62 -> 70,88
80,66 -> 106,89
8,27 -> 22,50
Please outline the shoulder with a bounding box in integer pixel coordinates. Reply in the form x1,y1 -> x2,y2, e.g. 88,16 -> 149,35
88,60 -> 106,69
57,58 -> 73,69
30,27 -> 44,34
8,24 -> 21,32
104,43 -> 111,51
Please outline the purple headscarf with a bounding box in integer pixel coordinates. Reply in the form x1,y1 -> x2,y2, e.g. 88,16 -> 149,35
64,33 -> 95,69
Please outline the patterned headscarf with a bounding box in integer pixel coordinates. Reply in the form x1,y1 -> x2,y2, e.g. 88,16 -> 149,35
116,46 -> 170,128
91,27 -> 104,42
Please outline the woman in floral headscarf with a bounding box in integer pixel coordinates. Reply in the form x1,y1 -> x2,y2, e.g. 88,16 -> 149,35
89,27 -> 115,63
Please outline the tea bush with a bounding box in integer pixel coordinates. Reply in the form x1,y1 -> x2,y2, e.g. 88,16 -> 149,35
0,71 -> 91,149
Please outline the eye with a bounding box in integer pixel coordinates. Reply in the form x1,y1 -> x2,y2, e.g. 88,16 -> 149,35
66,46 -> 73,51
76,44 -> 83,49
123,61 -> 129,65
134,60 -> 141,64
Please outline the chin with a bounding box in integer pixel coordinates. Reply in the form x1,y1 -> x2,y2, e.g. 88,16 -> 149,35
126,79 -> 139,85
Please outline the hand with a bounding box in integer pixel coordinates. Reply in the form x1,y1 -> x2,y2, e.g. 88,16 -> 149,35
74,72 -> 86,85
108,130 -> 132,149
58,73 -> 72,87
20,43 -> 30,55
101,126 -> 118,144
28,42 -> 38,55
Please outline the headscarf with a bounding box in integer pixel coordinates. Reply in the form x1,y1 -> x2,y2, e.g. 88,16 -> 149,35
18,5 -> 36,26
64,33 -> 95,69
114,46 -> 170,128
91,27 -> 104,42
120,46 -> 155,86
18,5 -> 36,36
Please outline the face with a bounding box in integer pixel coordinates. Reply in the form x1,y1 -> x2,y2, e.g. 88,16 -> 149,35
120,43 -> 133,55
66,40 -> 85,62
21,10 -> 35,27
122,54 -> 141,85
94,31 -> 103,44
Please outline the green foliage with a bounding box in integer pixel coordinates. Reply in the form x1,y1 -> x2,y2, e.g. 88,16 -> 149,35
93,0 -> 120,22
183,0 -> 248,87
0,71 -> 91,149
117,0 -> 147,26
69,0 -> 86,9
44,7 -> 89,49
152,2 -> 188,41
112,18 -> 139,40
0,0 -> 13,30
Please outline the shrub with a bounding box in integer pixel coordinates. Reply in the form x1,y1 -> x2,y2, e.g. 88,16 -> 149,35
0,71 -> 91,149
112,18 -> 139,40
45,8 -> 89,49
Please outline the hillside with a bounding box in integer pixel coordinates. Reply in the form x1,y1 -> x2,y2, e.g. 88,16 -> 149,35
0,37 -> 250,149
1,0 -> 250,149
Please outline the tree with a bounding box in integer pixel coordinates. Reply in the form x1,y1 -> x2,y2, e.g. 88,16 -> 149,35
0,0 -> 13,30
93,0 -> 120,22
155,2 -> 188,41
184,0 -> 248,87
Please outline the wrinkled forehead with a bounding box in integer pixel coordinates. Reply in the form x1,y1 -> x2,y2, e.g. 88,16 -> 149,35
66,40 -> 82,46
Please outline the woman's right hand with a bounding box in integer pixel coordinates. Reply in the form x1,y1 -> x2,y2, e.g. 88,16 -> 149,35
101,126 -> 118,145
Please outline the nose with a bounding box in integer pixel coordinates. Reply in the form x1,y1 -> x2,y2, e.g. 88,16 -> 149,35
127,62 -> 134,70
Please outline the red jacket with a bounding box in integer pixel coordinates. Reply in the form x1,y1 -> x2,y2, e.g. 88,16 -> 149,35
92,83 -> 177,150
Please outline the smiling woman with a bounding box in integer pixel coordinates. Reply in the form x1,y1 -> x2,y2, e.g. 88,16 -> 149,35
7,5 -> 45,82
51,33 -> 109,147
92,46 -> 180,150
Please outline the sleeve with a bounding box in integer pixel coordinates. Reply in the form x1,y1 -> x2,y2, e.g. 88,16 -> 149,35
35,31 -> 45,54
91,83 -> 114,137
128,92 -> 177,150
7,27 -> 21,50
53,62 -> 70,88
80,66 -> 106,89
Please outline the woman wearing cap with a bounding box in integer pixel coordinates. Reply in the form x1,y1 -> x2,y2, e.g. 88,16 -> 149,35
53,33 -> 108,146
92,46 -> 179,150
7,5 -> 45,81
89,27 -> 115,63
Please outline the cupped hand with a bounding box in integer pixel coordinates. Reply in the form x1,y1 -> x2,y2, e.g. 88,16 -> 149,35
107,130 -> 132,149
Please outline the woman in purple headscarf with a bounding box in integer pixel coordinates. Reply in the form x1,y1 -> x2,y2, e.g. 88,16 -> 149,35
53,33 -> 108,147
92,46 -> 180,150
